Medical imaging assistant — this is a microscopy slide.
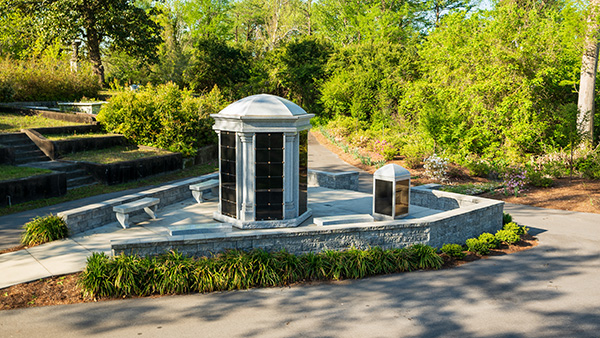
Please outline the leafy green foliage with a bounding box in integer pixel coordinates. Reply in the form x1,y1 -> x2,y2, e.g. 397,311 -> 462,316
79,245 -> 444,297
465,238 -> 490,255
495,229 -> 520,245
503,213 -> 513,225
0,57 -> 100,102
503,222 -> 528,236
21,214 -> 68,246
97,83 -> 227,156
440,243 -> 466,259
478,232 -> 500,249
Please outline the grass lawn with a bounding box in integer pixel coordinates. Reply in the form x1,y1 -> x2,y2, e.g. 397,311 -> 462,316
0,112 -> 84,133
61,145 -> 172,164
0,165 -> 52,181
43,132 -> 119,141
0,162 -> 217,217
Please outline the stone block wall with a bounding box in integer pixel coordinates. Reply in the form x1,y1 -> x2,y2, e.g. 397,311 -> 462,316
58,173 -> 218,234
308,170 -> 359,191
111,187 -> 505,257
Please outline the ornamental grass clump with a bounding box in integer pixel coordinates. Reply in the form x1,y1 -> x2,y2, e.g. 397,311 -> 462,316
79,245 -> 444,298
21,214 -> 69,246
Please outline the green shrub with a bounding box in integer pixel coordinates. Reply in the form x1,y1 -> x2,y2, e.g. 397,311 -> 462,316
575,154 -> 600,179
466,160 -> 492,177
440,243 -> 466,259
79,245 -> 444,298
0,57 -> 100,102
465,238 -> 490,255
526,170 -> 554,188
503,222 -> 528,235
495,229 -> 520,245
98,83 -> 227,157
478,232 -> 500,249
503,213 -> 513,225
21,214 -> 69,246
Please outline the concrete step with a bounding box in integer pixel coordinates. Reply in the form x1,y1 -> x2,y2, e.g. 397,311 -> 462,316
67,175 -> 96,188
15,154 -> 49,164
67,181 -> 98,191
0,133 -> 29,145
11,144 -> 39,152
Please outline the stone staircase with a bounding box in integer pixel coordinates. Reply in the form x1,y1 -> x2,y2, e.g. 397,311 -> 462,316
0,132 -> 97,190
0,132 -> 50,164
23,161 -> 97,190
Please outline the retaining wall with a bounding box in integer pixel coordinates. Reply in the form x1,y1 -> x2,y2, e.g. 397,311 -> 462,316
110,186 -> 504,257
58,172 -> 218,234
0,172 -> 66,207
78,152 -> 183,185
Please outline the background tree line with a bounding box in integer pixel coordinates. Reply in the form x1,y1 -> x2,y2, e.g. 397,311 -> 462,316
0,0 -> 598,166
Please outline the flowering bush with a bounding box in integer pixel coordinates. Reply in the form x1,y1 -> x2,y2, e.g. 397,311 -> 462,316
502,166 -> 527,197
423,154 -> 449,182
374,139 -> 397,161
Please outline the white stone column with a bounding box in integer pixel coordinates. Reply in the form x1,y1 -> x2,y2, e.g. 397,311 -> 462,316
239,132 -> 255,221
217,131 -> 222,215
284,132 -> 297,219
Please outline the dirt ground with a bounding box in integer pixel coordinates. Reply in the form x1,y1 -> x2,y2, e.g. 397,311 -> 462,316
1,132 -> 592,310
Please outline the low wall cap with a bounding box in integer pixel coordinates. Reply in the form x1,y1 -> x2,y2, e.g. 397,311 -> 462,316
374,163 -> 411,180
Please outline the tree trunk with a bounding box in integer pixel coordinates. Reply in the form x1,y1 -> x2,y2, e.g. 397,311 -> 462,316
84,9 -> 104,86
577,0 -> 600,143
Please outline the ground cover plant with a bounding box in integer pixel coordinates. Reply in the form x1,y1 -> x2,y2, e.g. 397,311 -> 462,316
60,145 -> 172,164
21,214 -> 68,246
0,112 -> 84,133
0,165 -> 51,181
79,245 -> 444,298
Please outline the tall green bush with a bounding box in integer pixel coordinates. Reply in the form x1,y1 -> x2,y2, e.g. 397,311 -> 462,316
0,57 -> 100,102
97,83 -> 227,156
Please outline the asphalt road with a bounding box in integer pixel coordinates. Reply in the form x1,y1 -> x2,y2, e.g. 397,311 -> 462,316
1,203 -> 599,338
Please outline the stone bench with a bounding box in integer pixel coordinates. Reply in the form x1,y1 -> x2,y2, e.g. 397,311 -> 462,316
313,214 -> 374,226
189,179 -> 219,203
113,197 -> 160,229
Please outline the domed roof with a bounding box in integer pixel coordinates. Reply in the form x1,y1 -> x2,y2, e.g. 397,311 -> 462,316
217,94 -> 307,118
374,163 -> 411,180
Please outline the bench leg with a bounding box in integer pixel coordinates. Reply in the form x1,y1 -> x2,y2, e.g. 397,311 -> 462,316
192,190 -> 205,203
116,212 -> 129,229
144,205 -> 157,219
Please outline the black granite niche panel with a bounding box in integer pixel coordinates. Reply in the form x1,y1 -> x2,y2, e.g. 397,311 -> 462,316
255,133 -> 284,220
221,131 -> 237,218
374,179 -> 393,216
299,131 -> 308,215
395,179 -> 409,216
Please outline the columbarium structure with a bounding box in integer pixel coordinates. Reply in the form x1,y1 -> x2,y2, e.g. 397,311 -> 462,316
372,164 -> 411,220
211,94 -> 314,229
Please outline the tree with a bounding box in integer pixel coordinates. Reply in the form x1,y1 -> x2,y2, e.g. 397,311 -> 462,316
6,0 -> 162,85
577,0 -> 599,144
